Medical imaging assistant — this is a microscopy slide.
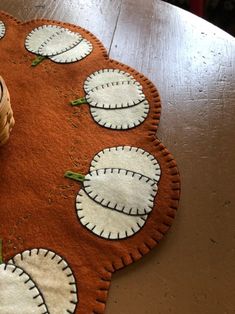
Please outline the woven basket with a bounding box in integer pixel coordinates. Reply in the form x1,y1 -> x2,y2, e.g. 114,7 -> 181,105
0,76 -> 14,147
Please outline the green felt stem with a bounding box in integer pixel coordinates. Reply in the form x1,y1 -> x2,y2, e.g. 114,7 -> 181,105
31,55 -> 47,67
70,97 -> 88,106
0,239 -> 3,264
64,171 -> 85,182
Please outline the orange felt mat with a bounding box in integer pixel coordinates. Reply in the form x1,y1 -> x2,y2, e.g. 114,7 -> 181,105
0,11 -> 180,314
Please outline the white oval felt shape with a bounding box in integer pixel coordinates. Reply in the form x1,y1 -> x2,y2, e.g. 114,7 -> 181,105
25,25 -> 65,54
0,21 -> 6,39
9,248 -> 78,314
83,168 -> 157,215
76,189 -> 148,239
84,69 -> 136,93
0,263 -> 48,314
86,80 -> 145,109
38,29 -> 82,57
25,25 -> 82,56
50,39 -> 93,63
90,146 -> 161,182
90,100 -> 149,129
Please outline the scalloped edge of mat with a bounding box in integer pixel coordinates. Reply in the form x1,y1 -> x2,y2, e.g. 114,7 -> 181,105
88,59 -> 180,313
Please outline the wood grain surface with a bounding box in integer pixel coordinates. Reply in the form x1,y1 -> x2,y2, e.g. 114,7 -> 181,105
0,0 -> 234,313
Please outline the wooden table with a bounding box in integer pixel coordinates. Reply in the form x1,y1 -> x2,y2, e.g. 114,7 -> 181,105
1,1 -> 234,313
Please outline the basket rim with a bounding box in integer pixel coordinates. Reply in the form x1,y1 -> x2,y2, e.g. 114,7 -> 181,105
0,77 -> 11,117
0,76 -> 9,109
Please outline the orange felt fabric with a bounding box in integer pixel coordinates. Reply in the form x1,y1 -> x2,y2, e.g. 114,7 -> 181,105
0,12 -> 180,314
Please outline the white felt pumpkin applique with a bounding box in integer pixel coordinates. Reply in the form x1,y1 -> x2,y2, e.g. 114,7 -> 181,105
25,25 -> 93,66
0,247 -> 78,314
71,69 -> 150,130
65,146 -> 161,239
0,21 -> 6,39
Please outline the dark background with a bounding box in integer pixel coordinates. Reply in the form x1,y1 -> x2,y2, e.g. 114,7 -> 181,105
164,0 -> 235,36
